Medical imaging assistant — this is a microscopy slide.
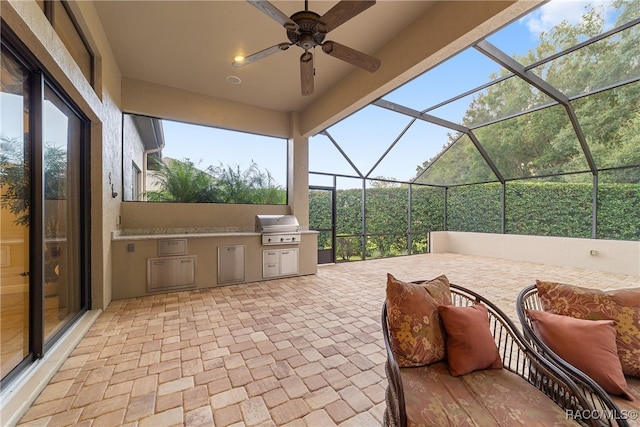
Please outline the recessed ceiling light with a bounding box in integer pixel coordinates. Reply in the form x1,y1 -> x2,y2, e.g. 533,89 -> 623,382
227,75 -> 242,85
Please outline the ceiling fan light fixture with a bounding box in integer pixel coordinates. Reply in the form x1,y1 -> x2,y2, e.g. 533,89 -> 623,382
233,55 -> 245,64
243,0 -> 379,95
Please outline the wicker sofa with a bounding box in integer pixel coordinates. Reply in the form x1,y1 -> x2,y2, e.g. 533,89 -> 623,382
382,274 -> 601,427
517,282 -> 640,427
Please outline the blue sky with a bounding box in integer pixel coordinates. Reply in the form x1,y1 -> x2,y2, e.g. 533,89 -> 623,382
1,95 -> 68,150
161,120 -> 287,185
2,1 -> 618,191
161,0 -> 618,189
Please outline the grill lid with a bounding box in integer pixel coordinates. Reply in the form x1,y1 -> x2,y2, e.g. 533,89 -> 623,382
255,215 -> 300,233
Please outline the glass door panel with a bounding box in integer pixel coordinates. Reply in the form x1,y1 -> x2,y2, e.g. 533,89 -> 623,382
42,85 -> 82,342
309,187 -> 335,264
0,47 -> 31,378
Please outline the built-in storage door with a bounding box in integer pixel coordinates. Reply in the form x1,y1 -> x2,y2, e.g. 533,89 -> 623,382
309,186 -> 336,264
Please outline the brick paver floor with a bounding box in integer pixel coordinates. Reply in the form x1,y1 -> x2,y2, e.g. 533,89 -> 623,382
17,253 -> 640,426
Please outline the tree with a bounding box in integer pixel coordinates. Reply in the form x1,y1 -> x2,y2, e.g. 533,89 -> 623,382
1,135 -> 67,226
146,158 -> 221,203
0,135 -> 29,226
208,161 -> 285,204
416,0 -> 640,185
147,158 -> 286,204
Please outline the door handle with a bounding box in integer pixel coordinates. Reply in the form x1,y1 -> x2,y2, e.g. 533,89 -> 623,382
20,272 -> 30,277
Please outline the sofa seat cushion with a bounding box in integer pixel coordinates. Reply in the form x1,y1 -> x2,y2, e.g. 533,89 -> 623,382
612,376 -> 640,426
400,361 -> 578,426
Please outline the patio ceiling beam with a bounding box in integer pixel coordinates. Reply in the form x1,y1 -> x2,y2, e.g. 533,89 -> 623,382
475,40 -> 569,104
475,40 -> 598,175
365,118 -> 416,179
524,17 -> 640,72
320,130 -> 364,178
467,131 -> 504,183
373,99 -> 468,133
374,99 -> 504,184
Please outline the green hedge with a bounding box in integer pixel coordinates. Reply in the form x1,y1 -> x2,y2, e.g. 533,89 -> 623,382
309,181 -> 639,260
597,183 -> 640,240
447,183 -> 502,233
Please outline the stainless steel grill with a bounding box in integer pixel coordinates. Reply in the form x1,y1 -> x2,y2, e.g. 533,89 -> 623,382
255,215 -> 301,245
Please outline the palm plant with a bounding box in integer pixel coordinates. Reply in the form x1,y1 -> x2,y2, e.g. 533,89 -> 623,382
147,158 -> 285,204
208,161 -> 285,204
146,158 -> 221,203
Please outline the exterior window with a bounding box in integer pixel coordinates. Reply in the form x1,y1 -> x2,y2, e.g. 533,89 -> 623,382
122,114 -> 287,205
132,161 -> 141,201
40,0 -> 94,85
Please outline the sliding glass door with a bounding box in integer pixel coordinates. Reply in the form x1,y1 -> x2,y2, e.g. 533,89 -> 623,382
42,84 -> 84,343
0,45 -> 31,380
1,37 -> 89,386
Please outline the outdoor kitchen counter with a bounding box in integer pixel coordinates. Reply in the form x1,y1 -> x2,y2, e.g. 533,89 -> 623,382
111,229 -> 318,300
111,228 -> 318,240
112,230 -> 260,241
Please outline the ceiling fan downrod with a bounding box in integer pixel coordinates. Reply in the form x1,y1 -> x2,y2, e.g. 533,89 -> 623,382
238,0 -> 380,95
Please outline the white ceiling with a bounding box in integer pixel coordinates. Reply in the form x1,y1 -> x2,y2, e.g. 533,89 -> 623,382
94,1 -> 436,112
93,1 -> 541,123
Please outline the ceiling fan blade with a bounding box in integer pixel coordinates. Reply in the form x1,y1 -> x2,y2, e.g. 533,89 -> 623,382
319,0 -> 375,33
300,51 -> 314,96
247,0 -> 299,31
321,41 -> 380,72
232,43 -> 291,68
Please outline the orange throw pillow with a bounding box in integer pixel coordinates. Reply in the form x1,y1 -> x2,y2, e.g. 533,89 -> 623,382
536,280 -> 640,378
385,274 -> 451,367
526,309 -> 634,401
438,303 -> 502,377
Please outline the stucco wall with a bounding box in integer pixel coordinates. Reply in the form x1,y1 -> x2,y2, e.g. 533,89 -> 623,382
120,202 -> 290,230
122,114 -> 145,201
122,77 -> 291,138
430,231 -> 640,277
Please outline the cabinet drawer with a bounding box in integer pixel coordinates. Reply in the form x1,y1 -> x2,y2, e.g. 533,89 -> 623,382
263,263 -> 280,278
263,251 -> 279,263
158,239 -> 187,256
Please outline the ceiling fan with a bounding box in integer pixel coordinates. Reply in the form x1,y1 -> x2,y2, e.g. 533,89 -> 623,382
232,0 -> 381,96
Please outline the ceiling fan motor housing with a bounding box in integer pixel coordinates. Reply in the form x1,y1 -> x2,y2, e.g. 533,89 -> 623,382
242,0 -> 380,95
287,11 -> 326,50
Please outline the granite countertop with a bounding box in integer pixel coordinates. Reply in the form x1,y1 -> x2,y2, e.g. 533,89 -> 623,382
111,227 -> 316,241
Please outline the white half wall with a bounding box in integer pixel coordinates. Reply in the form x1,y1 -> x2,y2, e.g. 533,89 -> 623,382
430,231 -> 640,277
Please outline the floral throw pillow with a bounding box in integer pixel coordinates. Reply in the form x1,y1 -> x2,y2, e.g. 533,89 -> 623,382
412,274 -> 451,306
536,280 -> 640,378
385,274 -> 451,367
